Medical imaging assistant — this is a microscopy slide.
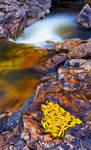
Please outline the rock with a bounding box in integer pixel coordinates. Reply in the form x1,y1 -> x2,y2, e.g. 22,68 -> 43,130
34,38 -> 91,72
44,53 -> 67,70
64,59 -> 91,69
0,114 -> 23,149
77,4 -> 91,28
0,0 -> 51,39
40,72 -> 56,82
0,25 -> 9,39
0,38 -> 91,149
17,60 -> 91,149
0,12 -> 5,23
55,38 -> 91,59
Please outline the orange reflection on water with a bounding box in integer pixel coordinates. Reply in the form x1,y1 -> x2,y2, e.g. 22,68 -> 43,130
0,76 -> 40,113
0,41 -> 47,113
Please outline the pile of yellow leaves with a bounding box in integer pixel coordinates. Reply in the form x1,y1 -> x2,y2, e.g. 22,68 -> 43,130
41,101 -> 82,138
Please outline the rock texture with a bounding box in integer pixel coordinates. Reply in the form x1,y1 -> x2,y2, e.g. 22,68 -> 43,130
77,4 -> 91,28
34,38 -> 91,72
0,38 -> 91,149
0,0 -> 51,39
0,0 -> 89,39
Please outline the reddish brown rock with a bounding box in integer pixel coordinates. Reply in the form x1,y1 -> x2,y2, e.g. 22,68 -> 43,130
54,38 -> 91,59
54,38 -> 91,58
19,61 -> 91,149
54,38 -> 83,51
34,38 -> 91,72
18,55 -> 91,149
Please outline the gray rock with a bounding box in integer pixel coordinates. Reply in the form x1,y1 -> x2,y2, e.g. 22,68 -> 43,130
0,12 -> 5,23
0,25 -> 9,39
77,4 -> 91,28
0,0 -> 51,39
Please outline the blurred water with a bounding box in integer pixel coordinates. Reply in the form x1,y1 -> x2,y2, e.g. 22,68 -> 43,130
10,13 -> 76,47
10,12 -> 91,48
0,42 -> 47,113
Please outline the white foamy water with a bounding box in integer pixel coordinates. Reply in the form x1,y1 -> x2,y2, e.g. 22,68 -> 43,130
10,13 -> 76,47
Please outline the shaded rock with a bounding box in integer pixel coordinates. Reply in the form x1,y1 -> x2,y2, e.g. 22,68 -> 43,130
40,72 -> 56,82
43,53 -> 67,71
0,0 -> 51,39
0,12 -> 5,23
0,25 -> 9,39
0,112 -> 23,149
34,50 -> 68,72
77,4 -> 91,28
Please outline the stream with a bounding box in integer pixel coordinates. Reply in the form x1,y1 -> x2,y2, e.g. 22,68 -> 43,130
0,10 -> 91,113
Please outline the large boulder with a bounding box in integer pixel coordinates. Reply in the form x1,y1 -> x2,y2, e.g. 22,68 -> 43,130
0,0 -> 51,39
77,4 -> 91,28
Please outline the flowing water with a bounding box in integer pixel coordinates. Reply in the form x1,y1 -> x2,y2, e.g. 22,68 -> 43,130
11,12 -> 91,47
0,10 -> 91,113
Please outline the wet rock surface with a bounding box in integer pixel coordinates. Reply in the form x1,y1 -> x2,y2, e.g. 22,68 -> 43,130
34,38 -> 91,72
0,0 -> 51,39
0,38 -> 91,149
77,4 -> 91,28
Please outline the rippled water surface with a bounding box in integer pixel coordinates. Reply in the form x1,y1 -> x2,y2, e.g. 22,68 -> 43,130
0,11 -> 91,113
